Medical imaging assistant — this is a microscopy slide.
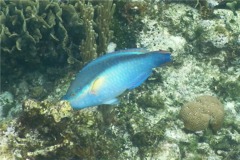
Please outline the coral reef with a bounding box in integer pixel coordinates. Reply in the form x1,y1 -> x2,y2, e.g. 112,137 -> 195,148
0,0 -> 240,159
0,0 -> 115,119
179,95 -> 225,132
7,95 -> 168,159
0,0 -> 115,62
136,1 -> 239,159
1,0 -> 115,86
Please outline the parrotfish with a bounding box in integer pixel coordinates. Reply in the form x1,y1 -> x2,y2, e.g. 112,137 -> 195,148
62,48 -> 171,109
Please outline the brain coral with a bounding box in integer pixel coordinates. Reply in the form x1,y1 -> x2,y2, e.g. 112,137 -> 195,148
179,95 -> 224,132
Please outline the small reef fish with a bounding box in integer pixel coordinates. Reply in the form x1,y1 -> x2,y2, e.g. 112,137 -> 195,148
62,48 -> 171,109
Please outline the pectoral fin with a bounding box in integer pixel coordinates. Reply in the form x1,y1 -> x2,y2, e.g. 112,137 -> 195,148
128,70 -> 152,90
90,77 -> 105,94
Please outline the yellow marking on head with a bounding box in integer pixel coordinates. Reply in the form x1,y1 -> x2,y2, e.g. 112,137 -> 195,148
90,76 -> 105,95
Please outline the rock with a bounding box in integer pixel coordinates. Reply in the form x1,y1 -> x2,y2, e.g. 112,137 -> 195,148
0,91 -> 14,118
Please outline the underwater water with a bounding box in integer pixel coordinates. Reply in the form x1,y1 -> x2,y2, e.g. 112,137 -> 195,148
0,0 -> 240,159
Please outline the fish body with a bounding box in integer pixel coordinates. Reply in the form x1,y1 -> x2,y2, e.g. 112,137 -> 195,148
62,48 -> 171,109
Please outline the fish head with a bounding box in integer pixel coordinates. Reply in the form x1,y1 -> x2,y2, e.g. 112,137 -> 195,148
62,75 -> 108,109
61,85 -> 97,109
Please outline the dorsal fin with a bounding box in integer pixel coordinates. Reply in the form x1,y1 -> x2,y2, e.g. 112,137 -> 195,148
108,48 -> 148,55
83,48 -> 149,71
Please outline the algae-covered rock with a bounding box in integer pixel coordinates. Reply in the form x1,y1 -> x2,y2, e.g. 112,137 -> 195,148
23,99 -> 73,123
12,99 -> 103,159
10,90 -> 169,159
0,122 -> 16,160
211,73 -> 240,101
180,95 -> 225,132
0,91 -> 14,118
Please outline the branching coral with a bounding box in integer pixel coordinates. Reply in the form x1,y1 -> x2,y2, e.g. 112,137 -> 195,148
78,1 -> 97,65
95,1 -> 116,55
78,0 -> 115,64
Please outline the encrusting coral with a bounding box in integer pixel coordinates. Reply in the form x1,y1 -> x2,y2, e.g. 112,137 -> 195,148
179,95 -> 225,132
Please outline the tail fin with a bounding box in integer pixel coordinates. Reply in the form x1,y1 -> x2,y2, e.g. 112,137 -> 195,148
149,51 -> 172,67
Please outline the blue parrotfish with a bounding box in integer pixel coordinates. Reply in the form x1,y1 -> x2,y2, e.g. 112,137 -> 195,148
62,48 -> 171,109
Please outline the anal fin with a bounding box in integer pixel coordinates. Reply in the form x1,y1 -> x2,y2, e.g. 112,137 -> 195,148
103,98 -> 119,105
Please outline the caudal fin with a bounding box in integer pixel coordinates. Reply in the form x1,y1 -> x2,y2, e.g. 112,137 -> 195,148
149,51 -> 172,67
